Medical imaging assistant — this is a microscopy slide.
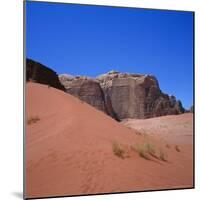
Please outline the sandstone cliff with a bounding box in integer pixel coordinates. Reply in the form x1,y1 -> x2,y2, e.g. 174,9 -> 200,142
58,75 -> 119,120
59,71 -> 185,120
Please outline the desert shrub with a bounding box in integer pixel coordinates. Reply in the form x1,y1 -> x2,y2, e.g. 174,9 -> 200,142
175,145 -> 181,152
132,142 -> 168,161
133,129 -> 142,135
112,141 -> 125,159
159,149 -> 167,161
145,143 -> 156,156
137,146 -> 149,160
131,142 -> 156,160
27,116 -> 40,125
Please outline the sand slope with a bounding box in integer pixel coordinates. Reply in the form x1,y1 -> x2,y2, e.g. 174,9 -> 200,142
26,83 -> 193,198
122,114 -> 193,145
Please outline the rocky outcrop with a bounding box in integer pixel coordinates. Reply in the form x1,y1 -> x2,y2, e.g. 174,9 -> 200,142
58,75 -> 118,120
97,71 -> 185,119
60,71 -> 185,120
26,59 -> 65,91
26,59 -> 185,120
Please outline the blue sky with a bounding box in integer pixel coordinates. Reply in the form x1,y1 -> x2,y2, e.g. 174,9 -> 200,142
26,1 -> 194,109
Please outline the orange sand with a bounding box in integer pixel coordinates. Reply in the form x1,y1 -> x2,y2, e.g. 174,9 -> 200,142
26,83 -> 193,198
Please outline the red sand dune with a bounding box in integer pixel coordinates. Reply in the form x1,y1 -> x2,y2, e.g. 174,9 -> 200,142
26,82 -> 193,198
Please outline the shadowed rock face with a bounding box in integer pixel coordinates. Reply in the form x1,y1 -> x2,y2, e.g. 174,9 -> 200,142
60,71 -> 185,120
26,59 -> 65,91
64,78 -> 106,111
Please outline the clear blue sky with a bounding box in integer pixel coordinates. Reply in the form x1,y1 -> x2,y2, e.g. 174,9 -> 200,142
26,1 -> 194,109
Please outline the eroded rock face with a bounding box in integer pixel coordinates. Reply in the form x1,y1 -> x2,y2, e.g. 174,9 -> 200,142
26,59 -> 65,91
58,75 -> 118,120
98,71 -> 185,119
59,71 -> 185,120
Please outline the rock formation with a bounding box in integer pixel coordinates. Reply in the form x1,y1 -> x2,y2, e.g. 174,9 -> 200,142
26,58 -> 185,120
59,71 -> 185,120
97,71 -> 185,119
58,75 -> 119,120
26,59 -> 65,91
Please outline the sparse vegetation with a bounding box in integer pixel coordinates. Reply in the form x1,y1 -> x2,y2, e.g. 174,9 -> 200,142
175,145 -> 181,152
132,142 -> 169,162
159,149 -> 167,161
27,116 -> 40,125
112,141 -> 125,158
145,143 -> 156,156
137,146 -> 150,160
113,140 -> 168,162
131,142 -> 156,160
131,128 -> 142,135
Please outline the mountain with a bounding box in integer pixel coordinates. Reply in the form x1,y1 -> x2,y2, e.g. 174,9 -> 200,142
59,71 -> 185,120
26,58 -> 184,120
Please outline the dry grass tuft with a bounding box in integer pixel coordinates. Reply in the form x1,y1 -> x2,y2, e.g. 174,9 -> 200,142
145,143 -> 156,156
131,141 -> 168,162
27,116 -> 40,125
112,141 -> 125,159
137,147 -> 150,160
131,142 -> 156,160
159,149 -> 167,161
175,145 -> 181,152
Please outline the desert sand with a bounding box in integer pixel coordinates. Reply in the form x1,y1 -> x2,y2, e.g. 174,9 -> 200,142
26,82 -> 193,198
121,113 -> 193,145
